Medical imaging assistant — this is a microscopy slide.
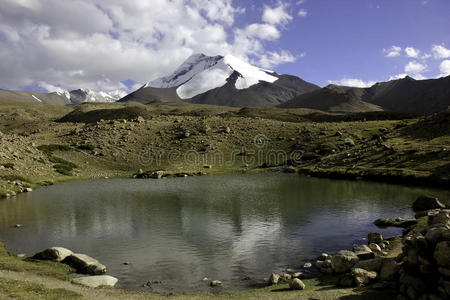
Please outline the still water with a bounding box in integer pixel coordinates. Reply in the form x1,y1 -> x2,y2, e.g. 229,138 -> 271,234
0,173 -> 448,292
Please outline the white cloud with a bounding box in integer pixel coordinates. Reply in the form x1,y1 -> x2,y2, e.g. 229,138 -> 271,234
384,46 -> 402,57
328,78 -> 376,88
243,23 -> 280,41
258,50 -> 299,69
439,60 -> 450,77
432,45 -> 450,59
296,0 -> 305,4
0,0 -> 294,93
405,47 -> 420,58
262,3 -> 292,25
404,61 -> 426,74
298,9 -> 307,17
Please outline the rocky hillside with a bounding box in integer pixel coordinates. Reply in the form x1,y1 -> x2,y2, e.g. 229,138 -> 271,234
281,76 -> 450,114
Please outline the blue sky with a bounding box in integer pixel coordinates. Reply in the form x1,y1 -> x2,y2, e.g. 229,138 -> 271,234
236,0 -> 450,86
0,0 -> 449,93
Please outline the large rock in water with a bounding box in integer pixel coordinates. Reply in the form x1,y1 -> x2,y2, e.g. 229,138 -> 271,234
331,250 -> 359,273
62,253 -> 106,275
412,195 -> 445,211
32,247 -> 73,262
71,275 -> 118,288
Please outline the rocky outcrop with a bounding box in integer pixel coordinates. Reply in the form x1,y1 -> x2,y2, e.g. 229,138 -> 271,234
396,210 -> 450,299
71,275 -> 118,288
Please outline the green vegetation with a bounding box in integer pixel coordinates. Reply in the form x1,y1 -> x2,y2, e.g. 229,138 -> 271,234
0,243 -> 74,280
1,162 -> 14,169
0,278 -> 82,300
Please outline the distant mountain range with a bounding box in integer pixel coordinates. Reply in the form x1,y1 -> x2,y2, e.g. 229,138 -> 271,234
0,88 -> 126,105
280,75 -> 450,114
1,53 -> 450,114
119,54 -> 320,107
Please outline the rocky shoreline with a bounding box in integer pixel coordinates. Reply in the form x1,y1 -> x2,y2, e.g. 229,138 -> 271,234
266,195 -> 450,299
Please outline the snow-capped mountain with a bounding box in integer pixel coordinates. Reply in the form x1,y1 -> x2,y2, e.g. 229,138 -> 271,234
121,53 -> 320,107
66,88 -> 127,105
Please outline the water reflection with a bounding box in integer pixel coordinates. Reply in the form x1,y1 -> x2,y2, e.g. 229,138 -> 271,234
0,173 -> 448,291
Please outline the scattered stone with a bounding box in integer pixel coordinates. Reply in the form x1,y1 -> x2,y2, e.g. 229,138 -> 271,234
292,272 -> 303,278
355,257 -> 383,272
150,171 -> 166,179
14,224 -> 24,228
202,277 -> 209,281
331,250 -> 359,273
412,195 -> 446,211
268,273 -> 280,285
280,273 -> 292,281
16,254 -> 26,259
289,278 -> 306,290
303,262 -> 312,268
210,280 -> 222,287
32,247 -> 73,262
62,253 -> 107,275
23,188 -> 32,193
71,275 -> 118,288
335,131 -> 343,136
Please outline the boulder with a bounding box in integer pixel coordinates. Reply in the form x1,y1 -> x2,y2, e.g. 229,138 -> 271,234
429,211 -> 450,226
352,268 -> 377,287
425,226 -> 450,244
303,262 -> 312,268
268,273 -> 280,285
331,250 -> 359,273
280,273 -> 292,281
292,272 -> 304,278
71,275 -> 118,288
353,245 -> 375,260
412,195 -> 445,211
369,243 -> 382,254
289,278 -> 305,290
32,247 -> 73,262
368,232 -> 383,245
355,257 -> 384,272
434,241 -> 450,267
62,253 -> 106,275
380,259 -> 400,281
338,273 -> 355,287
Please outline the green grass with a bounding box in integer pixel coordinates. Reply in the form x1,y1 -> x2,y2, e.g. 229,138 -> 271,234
0,243 -> 74,280
0,278 -> 82,300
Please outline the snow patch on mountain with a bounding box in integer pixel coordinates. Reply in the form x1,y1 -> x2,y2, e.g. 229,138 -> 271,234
31,95 -> 43,102
146,54 -> 279,99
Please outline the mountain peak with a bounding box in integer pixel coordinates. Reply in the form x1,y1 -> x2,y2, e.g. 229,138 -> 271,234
145,53 -> 279,99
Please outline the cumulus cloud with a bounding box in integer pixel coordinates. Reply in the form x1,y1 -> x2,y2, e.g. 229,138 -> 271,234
0,0 -> 296,93
258,50 -> 300,69
439,60 -> 450,77
404,61 -> 426,74
298,9 -> 308,17
328,78 -> 376,88
405,47 -> 420,58
384,46 -> 402,57
262,3 -> 292,25
432,45 -> 450,59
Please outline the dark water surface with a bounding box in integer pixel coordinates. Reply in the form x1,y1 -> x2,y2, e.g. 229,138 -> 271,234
0,173 -> 448,292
